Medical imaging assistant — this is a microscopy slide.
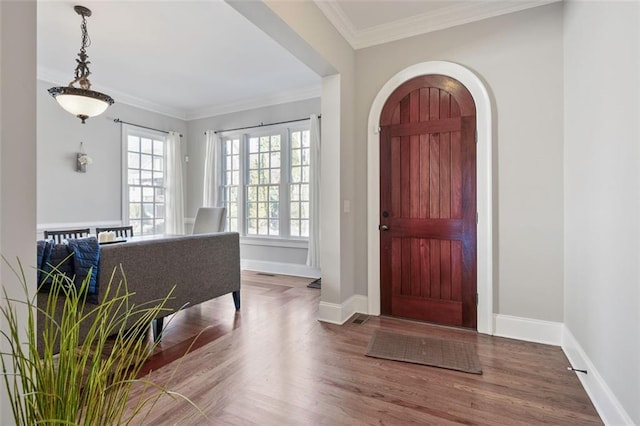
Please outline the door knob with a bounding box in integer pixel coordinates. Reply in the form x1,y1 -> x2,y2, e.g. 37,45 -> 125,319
379,224 -> 389,231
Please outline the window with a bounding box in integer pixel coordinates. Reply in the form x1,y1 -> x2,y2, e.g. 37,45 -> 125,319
123,127 -> 166,235
289,129 -> 310,238
221,124 -> 311,240
222,137 -> 240,233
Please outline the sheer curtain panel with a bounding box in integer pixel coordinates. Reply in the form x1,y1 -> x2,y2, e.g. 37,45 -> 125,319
203,130 -> 221,207
165,131 -> 185,234
306,114 -> 321,269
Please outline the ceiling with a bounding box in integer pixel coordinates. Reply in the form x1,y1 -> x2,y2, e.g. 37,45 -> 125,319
37,0 -> 558,121
37,1 -> 322,120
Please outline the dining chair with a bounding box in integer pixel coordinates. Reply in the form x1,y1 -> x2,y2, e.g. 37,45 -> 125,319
43,228 -> 91,244
95,226 -> 134,239
192,207 -> 226,234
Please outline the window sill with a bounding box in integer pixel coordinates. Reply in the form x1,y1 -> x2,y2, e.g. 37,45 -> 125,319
240,237 -> 308,249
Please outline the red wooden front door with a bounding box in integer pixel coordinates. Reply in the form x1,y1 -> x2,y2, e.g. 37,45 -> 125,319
379,75 -> 477,329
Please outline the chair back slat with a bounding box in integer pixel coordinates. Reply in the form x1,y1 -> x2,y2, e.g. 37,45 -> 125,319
95,226 -> 134,239
43,228 -> 91,244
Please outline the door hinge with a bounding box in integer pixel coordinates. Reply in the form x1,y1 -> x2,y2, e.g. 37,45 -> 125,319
476,212 -> 478,224
476,293 -> 479,305
475,132 -> 478,144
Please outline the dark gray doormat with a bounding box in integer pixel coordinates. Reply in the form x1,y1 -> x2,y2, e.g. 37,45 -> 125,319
307,278 -> 321,289
365,330 -> 482,375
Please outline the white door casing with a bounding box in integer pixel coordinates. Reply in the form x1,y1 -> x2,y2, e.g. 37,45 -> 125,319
367,61 -> 494,335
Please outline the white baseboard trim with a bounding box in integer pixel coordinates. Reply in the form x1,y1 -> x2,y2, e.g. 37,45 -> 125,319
562,328 -> 634,426
318,294 -> 368,325
493,314 -> 563,346
240,259 -> 320,278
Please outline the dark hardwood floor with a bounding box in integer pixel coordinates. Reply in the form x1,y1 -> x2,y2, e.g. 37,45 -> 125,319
125,271 -> 602,425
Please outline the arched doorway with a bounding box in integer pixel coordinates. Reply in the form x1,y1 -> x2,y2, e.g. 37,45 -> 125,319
379,74 -> 477,328
366,61 -> 494,335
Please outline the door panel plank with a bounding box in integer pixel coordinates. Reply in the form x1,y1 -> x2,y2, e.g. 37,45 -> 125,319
451,130 -> 462,219
419,134 -> 430,218
391,105 -> 400,125
401,238 -> 412,295
429,88 -> 439,120
392,295 -> 462,326
419,88 -> 429,122
451,240 -> 462,301
391,137 -> 401,217
440,240 -> 452,300
420,239 -> 431,298
429,134 -> 440,218
429,239 -> 441,298
389,117 -> 461,137
390,218 -> 462,239
440,90 -> 450,119
410,135 -> 420,218
380,127 -> 392,314
411,239 -> 421,296
400,94 -> 410,124
450,98 -> 461,117
391,238 -> 402,298
410,90 -> 419,122
401,137 -> 411,217
440,131 -> 451,219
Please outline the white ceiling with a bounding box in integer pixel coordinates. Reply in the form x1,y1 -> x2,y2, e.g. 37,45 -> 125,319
38,0 -> 558,121
37,1 -> 322,120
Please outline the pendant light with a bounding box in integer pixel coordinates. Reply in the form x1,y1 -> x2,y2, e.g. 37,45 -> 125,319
48,5 -> 114,123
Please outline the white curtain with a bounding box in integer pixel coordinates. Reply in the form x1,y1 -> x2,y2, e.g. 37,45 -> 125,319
165,131 -> 185,234
203,130 -> 221,207
306,114 -> 321,269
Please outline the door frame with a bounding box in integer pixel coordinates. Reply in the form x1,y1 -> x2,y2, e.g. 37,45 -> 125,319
367,61 -> 494,335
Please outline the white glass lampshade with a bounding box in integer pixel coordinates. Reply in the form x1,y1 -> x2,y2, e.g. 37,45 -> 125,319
48,86 -> 114,123
56,93 -> 110,118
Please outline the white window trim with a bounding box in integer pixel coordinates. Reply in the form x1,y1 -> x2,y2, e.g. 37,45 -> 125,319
220,122 -> 311,243
121,124 -> 167,234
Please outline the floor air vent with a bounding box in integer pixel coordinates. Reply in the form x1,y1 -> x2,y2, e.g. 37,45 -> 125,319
351,314 -> 369,325
256,272 -> 276,277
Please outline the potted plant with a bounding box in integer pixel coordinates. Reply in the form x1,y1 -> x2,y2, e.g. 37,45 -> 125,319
0,258 -> 200,425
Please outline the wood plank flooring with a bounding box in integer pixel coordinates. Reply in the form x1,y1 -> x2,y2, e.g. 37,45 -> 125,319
125,271 -> 602,425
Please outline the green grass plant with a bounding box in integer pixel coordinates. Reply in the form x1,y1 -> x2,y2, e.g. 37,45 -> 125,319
0,257 -> 201,425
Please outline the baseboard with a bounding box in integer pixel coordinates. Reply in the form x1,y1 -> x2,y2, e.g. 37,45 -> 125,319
240,259 -> 320,278
318,294 -> 368,325
562,328 -> 634,425
493,314 -> 563,346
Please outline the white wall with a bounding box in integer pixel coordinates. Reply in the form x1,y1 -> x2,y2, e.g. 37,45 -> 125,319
355,3 -> 565,322
37,79 -> 188,232
1,1 -> 37,422
186,98 -> 320,275
563,1 -> 640,423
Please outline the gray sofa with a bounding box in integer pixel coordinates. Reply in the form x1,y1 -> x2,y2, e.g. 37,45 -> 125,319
37,232 -> 241,354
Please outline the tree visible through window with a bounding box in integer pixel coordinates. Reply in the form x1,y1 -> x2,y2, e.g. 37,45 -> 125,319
222,137 -> 240,233
124,129 -> 165,236
221,124 -> 311,240
289,129 -> 310,238
247,134 -> 281,236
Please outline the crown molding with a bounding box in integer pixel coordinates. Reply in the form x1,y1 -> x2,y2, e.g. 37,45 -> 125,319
316,0 -> 560,50
38,66 -> 188,120
313,1 -> 359,48
185,85 -> 322,121
39,67 -> 320,122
